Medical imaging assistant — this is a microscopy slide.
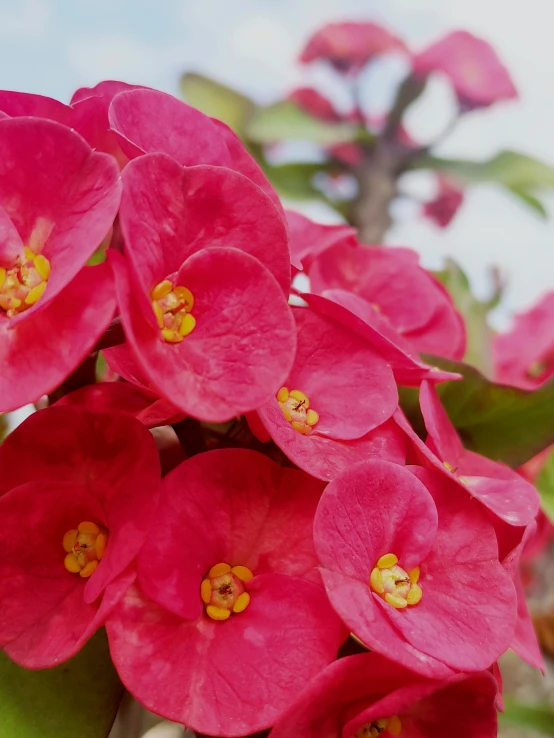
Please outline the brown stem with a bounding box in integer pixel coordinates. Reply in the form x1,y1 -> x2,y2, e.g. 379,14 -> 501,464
352,143 -> 398,244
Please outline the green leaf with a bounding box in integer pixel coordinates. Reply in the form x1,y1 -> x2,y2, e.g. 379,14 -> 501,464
179,72 -> 256,135
262,161 -> 333,201
412,149 -> 554,217
413,355 -> 554,467
0,629 -> 124,738
499,697 -> 554,735
246,100 -> 358,146
434,259 -> 496,374
0,415 -> 7,444
537,448 -> 554,523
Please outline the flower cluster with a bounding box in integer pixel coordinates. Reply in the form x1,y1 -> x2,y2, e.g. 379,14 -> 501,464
0,72 -> 542,738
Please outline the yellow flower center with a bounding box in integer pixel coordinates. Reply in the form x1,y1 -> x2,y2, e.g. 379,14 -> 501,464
200,562 -> 254,621
0,247 -> 51,317
62,521 -> 108,578
369,553 -> 422,609
355,715 -> 402,737
277,387 -> 319,435
150,278 -> 196,344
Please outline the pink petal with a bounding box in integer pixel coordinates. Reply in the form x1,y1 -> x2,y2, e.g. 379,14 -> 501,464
119,153 -> 290,293
111,247 -> 296,421
0,90 -> 71,122
286,210 -> 356,272
107,576 -> 344,736
0,263 -> 116,412
138,448 -> 323,620
420,380 -> 464,464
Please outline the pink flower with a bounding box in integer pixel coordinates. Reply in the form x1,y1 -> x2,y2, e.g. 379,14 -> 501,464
413,30 -> 518,110
256,306 -> 405,480
0,405 -> 160,667
0,118 -> 120,411
286,209 -> 357,273
109,152 -> 295,421
397,381 -> 539,526
314,459 -> 517,675
493,291 -> 554,388
309,241 -> 466,360
423,175 -> 464,228
106,449 -> 344,737
300,22 -> 408,74
270,652 -> 498,738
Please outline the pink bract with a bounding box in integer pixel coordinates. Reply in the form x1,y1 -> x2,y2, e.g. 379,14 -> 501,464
493,291 -> 554,388
300,22 -> 408,73
106,449 -> 344,737
288,87 -> 344,123
270,651 -> 498,738
0,406 -> 160,667
314,459 -> 517,675
413,381 -> 539,526
309,241 -> 466,359
256,305 -> 405,480
111,152 -> 296,421
413,30 -> 518,110
286,210 -> 357,273
0,117 -> 120,411
423,175 -> 464,228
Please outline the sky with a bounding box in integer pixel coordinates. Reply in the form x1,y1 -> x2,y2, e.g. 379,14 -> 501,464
1,0 -> 553,326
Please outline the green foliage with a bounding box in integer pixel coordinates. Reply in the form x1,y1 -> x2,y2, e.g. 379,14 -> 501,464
179,72 -> 256,135
412,149 -> 554,217
260,161 -> 334,202
434,259 -> 499,375
0,629 -> 123,738
401,356 -> 554,467
246,100 -> 358,146
499,697 -> 554,735
537,447 -> 554,523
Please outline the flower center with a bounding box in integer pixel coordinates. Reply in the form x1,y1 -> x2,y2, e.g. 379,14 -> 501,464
150,279 -> 196,344
62,521 -> 108,578
200,562 -> 254,621
0,247 -> 51,317
355,715 -> 402,737
369,553 -> 422,609
277,387 -> 319,434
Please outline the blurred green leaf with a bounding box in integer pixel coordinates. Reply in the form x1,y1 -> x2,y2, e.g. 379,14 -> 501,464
179,72 -> 256,135
434,259 -> 496,375
262,161 -> 334,202
499,697 -> 554,735
416,355 -> 554,467
247,100 -> 358,146
412,150 -> 554,217
537,448 -> 554,523
0,629 -> 123,738
0,415 -> 6,443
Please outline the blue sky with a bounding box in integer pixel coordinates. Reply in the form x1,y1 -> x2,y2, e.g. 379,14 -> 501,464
1,0 -> 553,324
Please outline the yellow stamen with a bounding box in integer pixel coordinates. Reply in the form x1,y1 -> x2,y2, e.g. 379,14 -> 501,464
62,529 -> 78,553
282,406 -> 292,422
232,592 -> 250,613
209,562 -> 231,578
174,286 -> 194,312
231,565 -> 254,581
289,389 -> 309,408
291,420 -> 310,434
369,567 -> 384,594
24,281 -> 47,305
64,552 -> 81,573
388,715 -> 402,735
152,300 -> 164,328
206,606 -> 231,621
406,583 -> 423,605
179,312 -> 196,336
200,579 -> 212,604
95,533 -> 107,560
151,280 -> 173,300
408,567 -> 420,585
78,521 -> 100,535
33,254 -> 51,281
385,592 -> 408,609
377,553 -> 398,569
80,560 -> 99,578
161,328 -> 183,343
23,247 -> 35,261
306,409 -> 319,426
276,387 -> 289,403
0,267 -> 5,291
